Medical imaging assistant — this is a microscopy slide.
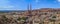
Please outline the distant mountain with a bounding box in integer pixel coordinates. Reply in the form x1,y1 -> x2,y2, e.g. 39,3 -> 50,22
0,10 -> 26,13
0,8 -> 60,13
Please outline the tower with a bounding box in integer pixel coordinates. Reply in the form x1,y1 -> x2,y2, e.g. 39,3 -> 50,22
27,3 -> 32,17
26,3 -> 33,24
28,3 -> 32,12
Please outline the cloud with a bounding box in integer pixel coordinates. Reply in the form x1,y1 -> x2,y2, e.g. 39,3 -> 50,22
0,0 -> 21,10
0,0 -> 15,9
0,0 -> 12,8
0,0 -> 10,4
0,5 -> 14,8
58,0 -> 60,2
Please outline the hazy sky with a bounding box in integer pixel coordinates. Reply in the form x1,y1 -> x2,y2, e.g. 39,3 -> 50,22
0,0 -> 60,10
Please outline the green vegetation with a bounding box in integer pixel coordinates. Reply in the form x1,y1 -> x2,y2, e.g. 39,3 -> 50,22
21,17 -> 26,20
49,16 -> 56,24
17,17 -> 21,21
17,17 -> 27,22
52,16 -> 56,18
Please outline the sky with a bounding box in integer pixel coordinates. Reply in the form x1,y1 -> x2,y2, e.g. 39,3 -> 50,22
0,0 -> 60,10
